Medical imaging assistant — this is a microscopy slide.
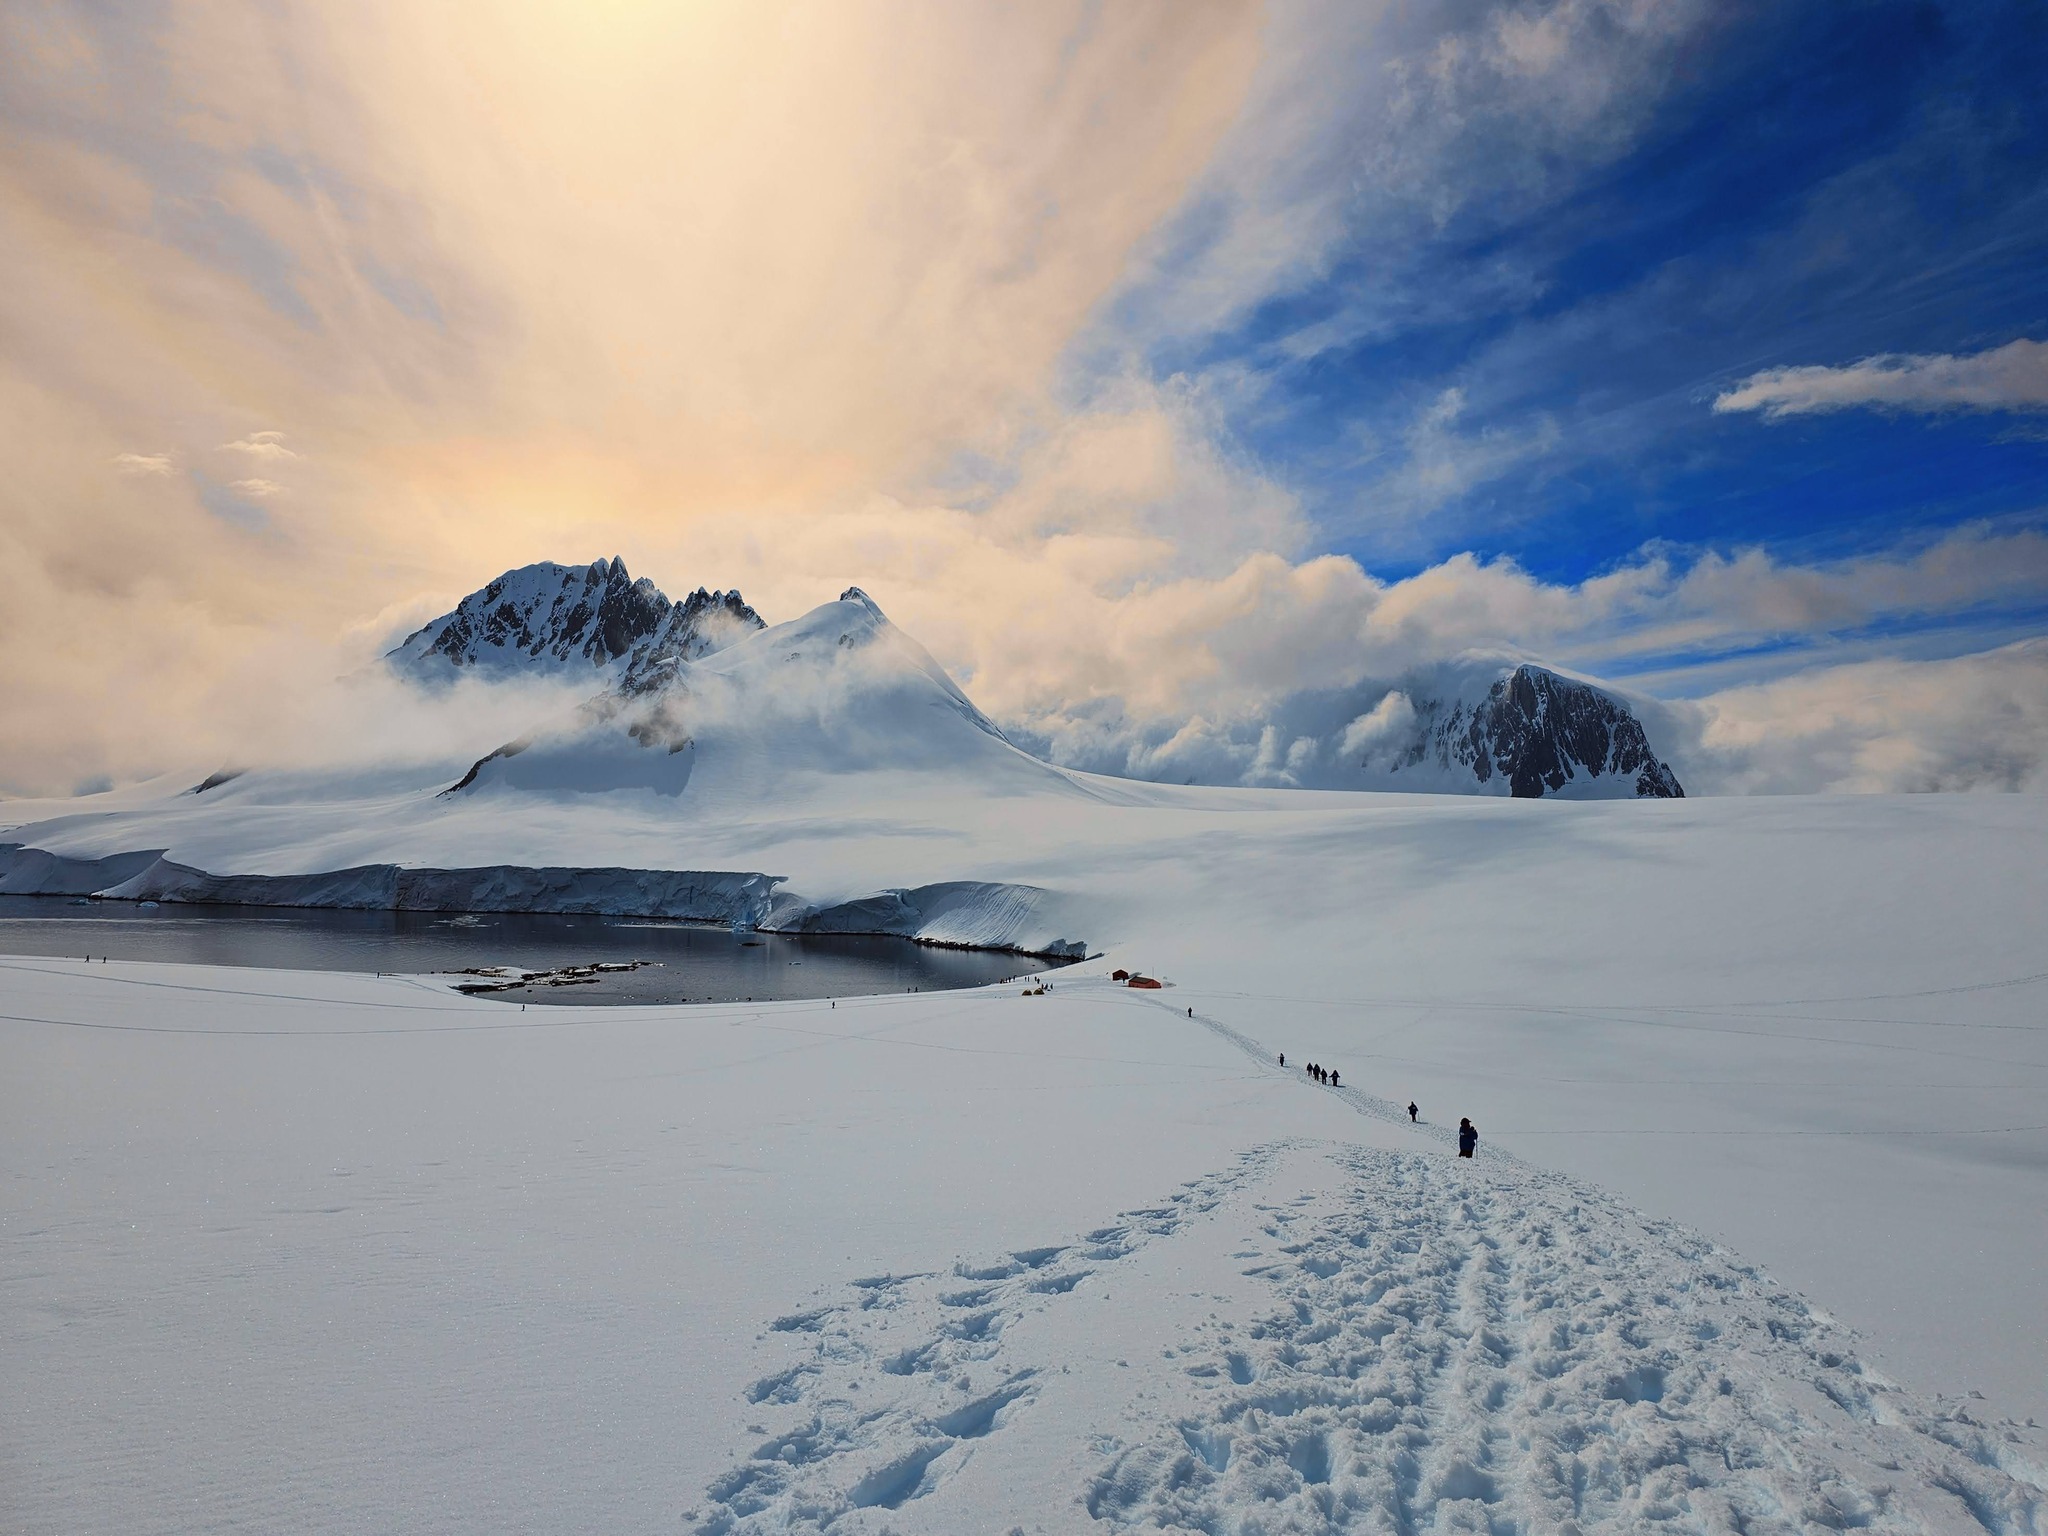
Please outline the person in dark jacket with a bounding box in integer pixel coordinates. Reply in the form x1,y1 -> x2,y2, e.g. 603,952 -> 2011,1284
1329,1069 -> 1339,1087
1279,1053 -> 1285,1067
1407,1101 -> 1418,1122
1457,1118 -> 1477,1158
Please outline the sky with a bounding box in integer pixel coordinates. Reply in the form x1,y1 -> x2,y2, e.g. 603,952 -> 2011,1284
2,0 -> 2045,795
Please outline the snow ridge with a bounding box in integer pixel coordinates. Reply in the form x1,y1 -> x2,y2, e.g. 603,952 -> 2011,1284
387,557 -> 762,683
0,843 -> 1089,958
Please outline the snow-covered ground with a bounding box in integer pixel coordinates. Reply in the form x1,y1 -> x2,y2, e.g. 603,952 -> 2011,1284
3,778 -> 2045,1532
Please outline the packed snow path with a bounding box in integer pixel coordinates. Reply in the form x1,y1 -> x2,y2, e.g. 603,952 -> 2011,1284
698,1137 -> 2043,1534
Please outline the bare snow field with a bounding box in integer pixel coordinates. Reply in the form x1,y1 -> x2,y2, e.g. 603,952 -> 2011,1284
4,786 -> 2046,1532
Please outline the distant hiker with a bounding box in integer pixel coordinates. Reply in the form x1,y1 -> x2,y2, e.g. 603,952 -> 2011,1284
1279,1053 -> 1285,1067
1329,1069 -> 1339,1087
1188,1006 -> 1194,1018
1407,1101 -> 1418,1122
1458,1118 -> 1477,1158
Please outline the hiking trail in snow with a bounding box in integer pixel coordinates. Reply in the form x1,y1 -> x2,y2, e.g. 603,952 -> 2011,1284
694,1098 -> 2044,1534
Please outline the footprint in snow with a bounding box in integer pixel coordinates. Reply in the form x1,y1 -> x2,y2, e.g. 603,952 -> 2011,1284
692,1149 -> 1273,1533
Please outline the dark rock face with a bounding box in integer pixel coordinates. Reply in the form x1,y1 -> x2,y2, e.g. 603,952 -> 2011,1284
617,588 -> 766,695
1404,664 -> 1684,799
388,558 -> 763,682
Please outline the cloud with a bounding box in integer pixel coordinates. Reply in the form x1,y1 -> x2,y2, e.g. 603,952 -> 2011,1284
219,430 -> 297,460
1714,338 -> 2048,420
0,0 -> 1269,793
1368,387 -> 1564,521
1,0 -> 2041,803
1338,691 -> 1416,756
1101,0 -> 1719,361
112,452 -> 173,475
1674,640 -> 2048,793
974,522 -> 2048,788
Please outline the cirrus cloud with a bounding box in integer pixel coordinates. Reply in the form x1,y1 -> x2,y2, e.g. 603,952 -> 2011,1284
1713,337 -> 2048,420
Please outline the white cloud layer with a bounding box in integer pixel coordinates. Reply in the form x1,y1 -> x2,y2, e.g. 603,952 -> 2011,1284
220,430 -> 298,460
1714,337 -> 2048,419
1672,640 -> 2048,793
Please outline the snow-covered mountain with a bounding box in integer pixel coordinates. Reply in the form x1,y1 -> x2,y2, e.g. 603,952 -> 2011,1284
1019,655 -> 1685,799
389,559 -> 1679,800
1387,659 -> 1684,798
387,557 -> 762,684
446,586 -> 1065,802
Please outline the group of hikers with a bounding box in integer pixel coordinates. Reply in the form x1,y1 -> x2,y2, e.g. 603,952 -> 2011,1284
1277,1053 -> 1480,1158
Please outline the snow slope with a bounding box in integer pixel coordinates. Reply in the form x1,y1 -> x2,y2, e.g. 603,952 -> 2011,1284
2,739 -> 2044,1440
3,963 -> 2041,1535
2,589 -> 2045,1531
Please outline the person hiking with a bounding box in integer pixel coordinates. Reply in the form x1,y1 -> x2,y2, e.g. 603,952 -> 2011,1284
1329,1069 -> 1339,1087
1458,1118 -> 1477,1158
1407,1101 -> 1418,1122
1279,1052 -> 1285,1067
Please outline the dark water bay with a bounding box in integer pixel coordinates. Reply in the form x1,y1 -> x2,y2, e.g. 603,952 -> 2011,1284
0,895 -> 1064,1004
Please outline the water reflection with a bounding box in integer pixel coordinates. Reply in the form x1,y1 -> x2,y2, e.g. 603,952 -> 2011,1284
0,896 -> 1066,1005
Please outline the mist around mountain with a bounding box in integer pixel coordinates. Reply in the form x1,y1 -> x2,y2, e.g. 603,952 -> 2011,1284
439,584 -> 1058,803
396,561 -> 1685,801
1011,658 -> 1685,799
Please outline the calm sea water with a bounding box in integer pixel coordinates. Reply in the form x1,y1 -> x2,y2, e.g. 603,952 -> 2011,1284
0,896 -> 1063,1005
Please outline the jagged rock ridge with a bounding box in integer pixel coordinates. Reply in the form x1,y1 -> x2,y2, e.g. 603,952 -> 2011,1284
1397,663 -> 1683,798
387,557 -> 762,683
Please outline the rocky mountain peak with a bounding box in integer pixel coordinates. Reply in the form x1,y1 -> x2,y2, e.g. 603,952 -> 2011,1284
1399,662 -> 1684,798
387,558 -> 763,685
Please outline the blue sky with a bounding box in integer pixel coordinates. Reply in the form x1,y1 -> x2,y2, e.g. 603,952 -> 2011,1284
1088,0 -> 2048,682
